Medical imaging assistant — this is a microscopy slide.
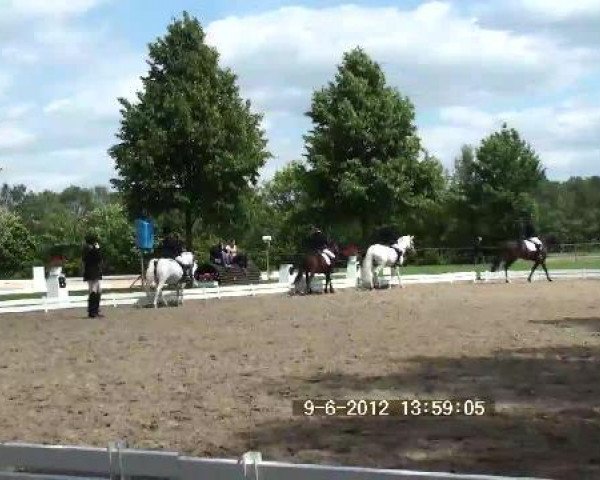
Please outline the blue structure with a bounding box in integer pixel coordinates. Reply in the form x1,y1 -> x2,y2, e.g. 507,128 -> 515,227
135,218 -> 154,251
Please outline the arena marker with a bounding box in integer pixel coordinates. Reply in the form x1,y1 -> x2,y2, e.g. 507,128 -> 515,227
239,451 -> 262,479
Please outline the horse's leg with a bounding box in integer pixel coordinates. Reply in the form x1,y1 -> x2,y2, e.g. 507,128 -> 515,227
307,272 -> 315,294
395,266 -> 403,289
528,261 -> 540,283
542,260 -> 552,282
327,270 -> 334,294
153,281 -> 163,308
504,259 -> 516,284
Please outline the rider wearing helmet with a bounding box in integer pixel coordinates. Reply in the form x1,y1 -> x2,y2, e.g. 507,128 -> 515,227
82,230 -> 103,318
375,225 -> 404,267
523,218 -> 542,254
160,227 -> 192,283
160,227 -> 181,258
306,226 -> 335,265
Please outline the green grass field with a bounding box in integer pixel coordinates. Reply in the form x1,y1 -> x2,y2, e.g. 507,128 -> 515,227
399,255 -> 600,275
2,255 -> 599,302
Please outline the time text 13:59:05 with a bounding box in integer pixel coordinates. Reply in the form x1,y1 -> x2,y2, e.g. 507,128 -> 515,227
293,399 -> 494,417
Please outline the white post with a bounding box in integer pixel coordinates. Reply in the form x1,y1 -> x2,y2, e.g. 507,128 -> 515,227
346,256 -> 358,286
262,235 -> 272,281
32,266 -> 46,293
266,243 -> 270,277
279,264 -> 293,285
46,266 -> 69,303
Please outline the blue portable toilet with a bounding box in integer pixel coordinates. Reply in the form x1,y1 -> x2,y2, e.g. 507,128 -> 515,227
135,217 -> 154,251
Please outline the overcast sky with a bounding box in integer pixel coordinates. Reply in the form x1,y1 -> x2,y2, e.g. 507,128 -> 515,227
0,0 -> 599,190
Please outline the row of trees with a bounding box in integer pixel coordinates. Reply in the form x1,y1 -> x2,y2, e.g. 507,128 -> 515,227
2,169 -> 599,277
1,12 -> 599,277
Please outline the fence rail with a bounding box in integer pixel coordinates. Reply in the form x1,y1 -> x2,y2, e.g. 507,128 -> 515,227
0,442 -> 550,480
1,266 -> 599,315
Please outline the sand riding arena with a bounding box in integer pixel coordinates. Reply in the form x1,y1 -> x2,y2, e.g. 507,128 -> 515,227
1,280 -> 599,480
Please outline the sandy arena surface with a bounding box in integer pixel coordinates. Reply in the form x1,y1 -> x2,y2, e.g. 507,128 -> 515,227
1,281 -> 599,479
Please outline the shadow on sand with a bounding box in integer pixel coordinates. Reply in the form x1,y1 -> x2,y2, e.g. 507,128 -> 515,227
241,317 -> 600,480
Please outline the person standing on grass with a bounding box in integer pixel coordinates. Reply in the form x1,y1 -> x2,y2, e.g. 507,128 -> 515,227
82,231 -> 103,318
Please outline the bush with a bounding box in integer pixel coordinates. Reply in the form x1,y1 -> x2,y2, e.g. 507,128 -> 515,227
0,208 -> 37,277
413,249 -> 448,266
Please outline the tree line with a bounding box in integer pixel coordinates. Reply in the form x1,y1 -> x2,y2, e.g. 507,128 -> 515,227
1,12 -> 599,277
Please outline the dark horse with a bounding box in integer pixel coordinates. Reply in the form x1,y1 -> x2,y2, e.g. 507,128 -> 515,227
291,243 -> 360,294
490,236 -> 554,283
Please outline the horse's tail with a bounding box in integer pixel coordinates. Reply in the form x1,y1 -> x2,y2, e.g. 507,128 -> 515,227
292,261 -> 304,284
360,246 -> 375,288
490,255 -> 502,272
143,259 -> 156,291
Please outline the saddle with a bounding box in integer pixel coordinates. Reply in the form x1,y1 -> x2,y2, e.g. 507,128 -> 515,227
392,246 -> 403,266
166,255 -> 194,284
522,239 -> 542,253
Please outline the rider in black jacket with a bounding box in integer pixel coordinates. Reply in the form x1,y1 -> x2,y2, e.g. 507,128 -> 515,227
82,231 -> 103,318
522,219 -> 542,253
160,228 -> 182,259
306,226 -> 328,252
160,229 -> 192,281
306,226 -> 335,265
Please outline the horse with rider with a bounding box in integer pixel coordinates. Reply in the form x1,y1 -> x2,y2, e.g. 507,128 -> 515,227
491,217 -> 553,283
292,225 -> 365,294
158,227 -> 194,285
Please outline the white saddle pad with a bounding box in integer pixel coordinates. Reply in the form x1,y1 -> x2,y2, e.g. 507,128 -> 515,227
523,240 -> 539,252
321,251 -> 335,265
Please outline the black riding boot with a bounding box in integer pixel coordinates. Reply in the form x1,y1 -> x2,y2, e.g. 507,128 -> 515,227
87,292 -> 97,318
95,292 -> 103,318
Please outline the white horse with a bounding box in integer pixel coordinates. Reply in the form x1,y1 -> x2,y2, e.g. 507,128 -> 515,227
360,235 -> 415,289
144,251 -> 197,308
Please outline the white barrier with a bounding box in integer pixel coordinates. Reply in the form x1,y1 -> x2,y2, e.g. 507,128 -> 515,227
1,267 -> 599,315
0,442 -> 550,480
480,269 -> 600,283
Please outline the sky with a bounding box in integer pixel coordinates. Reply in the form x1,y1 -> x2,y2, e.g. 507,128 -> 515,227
0,0 -> 599,191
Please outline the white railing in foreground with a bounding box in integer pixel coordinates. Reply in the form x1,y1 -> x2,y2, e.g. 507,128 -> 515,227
1,268 -> 599,315
0,442 -> 550,480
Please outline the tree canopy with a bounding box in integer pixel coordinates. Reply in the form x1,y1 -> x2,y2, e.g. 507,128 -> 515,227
303,47 -> 445,236
109,11 -> 270,246
451,124 -> 545,243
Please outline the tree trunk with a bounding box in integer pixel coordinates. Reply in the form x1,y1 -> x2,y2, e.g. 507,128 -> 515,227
184,208 -> 194,250
360,216 -> 372,246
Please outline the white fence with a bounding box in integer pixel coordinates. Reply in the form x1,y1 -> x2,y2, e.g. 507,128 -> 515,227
0,442 -> 550,480
1,267 -> 599,315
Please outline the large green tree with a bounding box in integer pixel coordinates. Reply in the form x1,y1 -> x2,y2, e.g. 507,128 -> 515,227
456,124 -> 545,242
303,47 -> 444,238
109,12 -> 270,246
536,176 -> 600,243
446,145 -> 478,245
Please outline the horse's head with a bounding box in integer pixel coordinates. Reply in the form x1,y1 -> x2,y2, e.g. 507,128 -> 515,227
396,235 -> 415,253
180,251 -> 195,266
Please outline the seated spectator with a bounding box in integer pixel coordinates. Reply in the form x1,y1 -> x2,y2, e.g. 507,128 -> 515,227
217,240 -> 231,267
226,239 -> 238,262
